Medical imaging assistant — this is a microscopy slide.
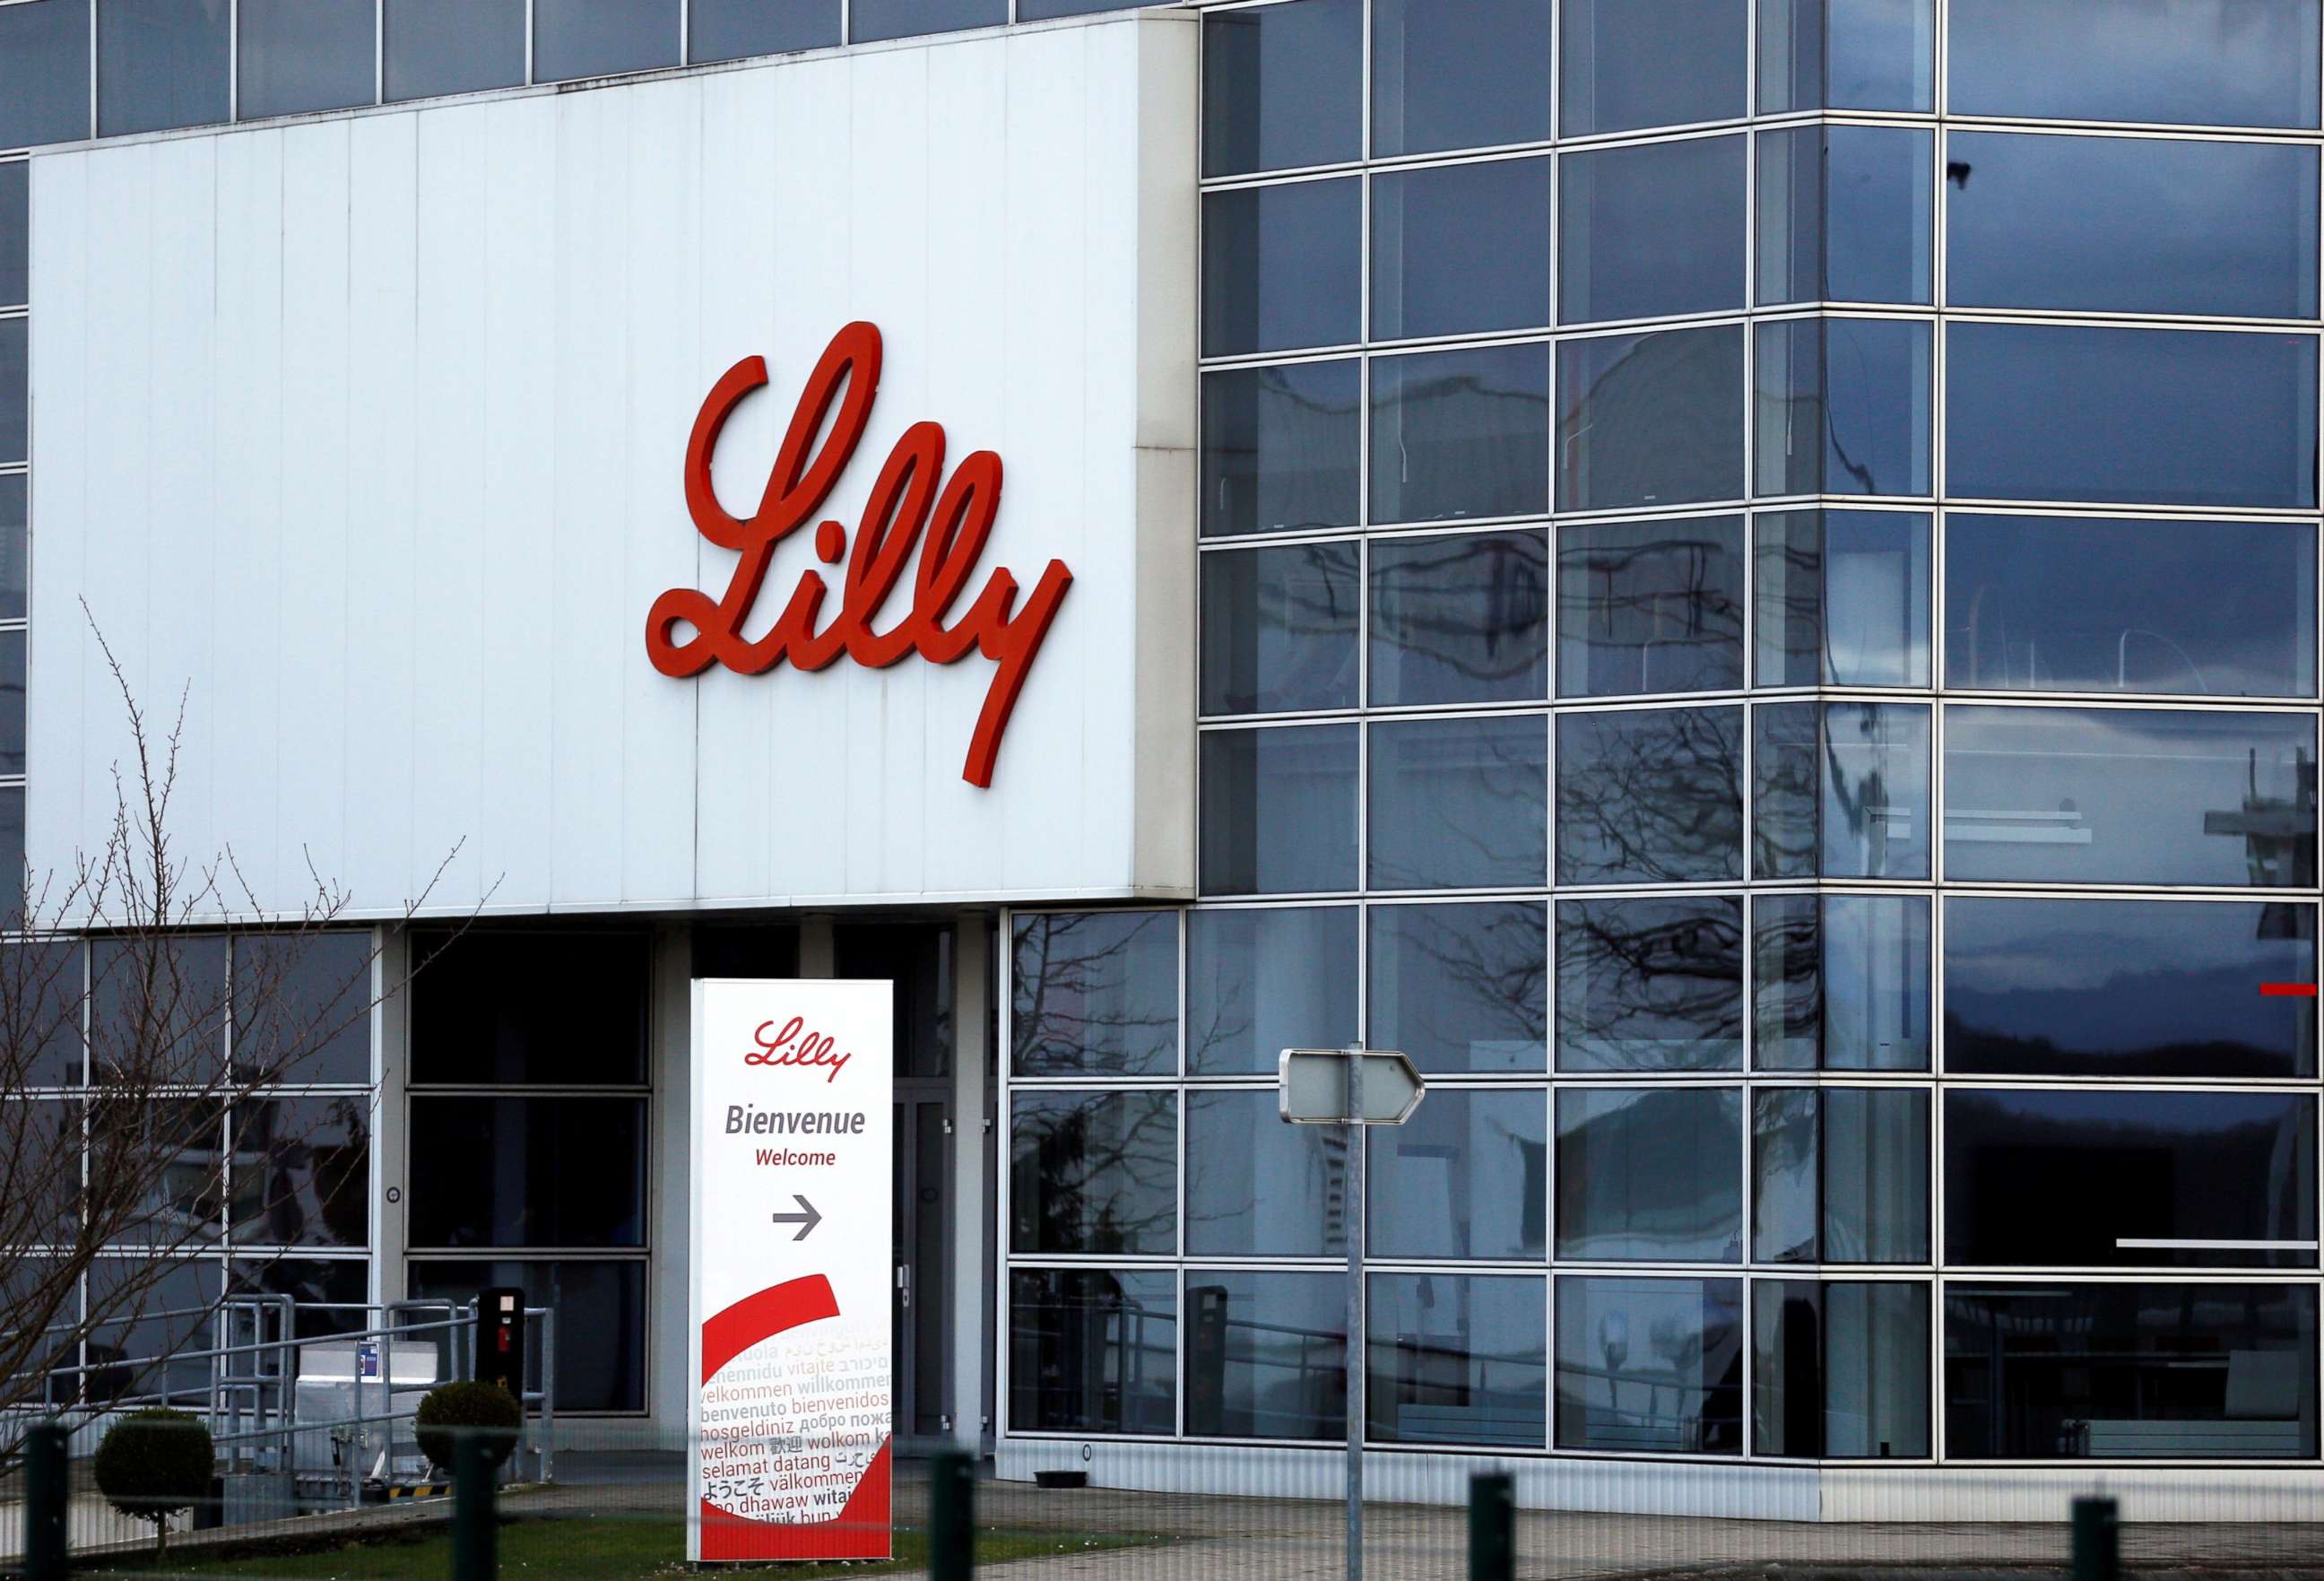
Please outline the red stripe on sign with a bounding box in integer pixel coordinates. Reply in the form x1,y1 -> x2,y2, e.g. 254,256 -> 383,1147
699,1273 -> 840,1384
2260,983 -> 2320,997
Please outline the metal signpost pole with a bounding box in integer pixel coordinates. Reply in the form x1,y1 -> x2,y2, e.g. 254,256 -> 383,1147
1345,1043 -> 1365,1581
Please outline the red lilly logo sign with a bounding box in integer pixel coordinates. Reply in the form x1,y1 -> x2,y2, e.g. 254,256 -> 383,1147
645,323 -> 1073,788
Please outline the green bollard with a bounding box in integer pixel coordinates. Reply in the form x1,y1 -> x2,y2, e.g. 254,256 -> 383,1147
452,1433 -> 498,1581
1469,1472 -> 1514,1581
2071,1496 -> 2120,1581
930,1450 -> 976,1581
22,1420 -> 67,1581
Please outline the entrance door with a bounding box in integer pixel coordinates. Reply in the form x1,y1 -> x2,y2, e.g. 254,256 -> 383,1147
891,1095 -> 950,1442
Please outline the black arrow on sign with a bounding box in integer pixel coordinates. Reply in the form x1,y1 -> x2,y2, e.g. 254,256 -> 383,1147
770,1195 -> 822,1241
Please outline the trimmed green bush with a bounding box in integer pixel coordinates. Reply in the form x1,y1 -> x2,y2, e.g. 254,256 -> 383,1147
92,1408 -> 213,1558
414,1379 -> 523,1475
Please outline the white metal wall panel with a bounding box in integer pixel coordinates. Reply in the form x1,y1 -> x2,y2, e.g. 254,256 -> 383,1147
28,12 -> 1199,922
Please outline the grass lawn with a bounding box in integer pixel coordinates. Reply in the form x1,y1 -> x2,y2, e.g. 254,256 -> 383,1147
85,1516 -> 1165,1579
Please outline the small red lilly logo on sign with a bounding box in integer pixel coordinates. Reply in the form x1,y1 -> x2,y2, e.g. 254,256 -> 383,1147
645,323 -> 1072,788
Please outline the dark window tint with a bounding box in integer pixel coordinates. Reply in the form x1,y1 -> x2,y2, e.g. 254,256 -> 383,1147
0,318 -> 21,465
1556,1276 -> 1743,1454
1367,529 -> 1548,706
1372,0 -> 1553,157
0,629 -> 24,776
689,0 -> 839,58
1755,1281 -> 1930,1458
850,0 -> 1002,42
90,936 -> 227,1079
1369,1273 -> 1547,1446
1187,906 -> 1357,1073
1185,1272 -> 1344,1439
1201,542 -> 1359,716
410,1260 -> 646,1412
1187,1089 -> 1348,1256
1010,910 -> 1177,1077
1202,0 -> 1362,177
1202,361 -> 1361,538
1947,515 -> 2317,699
1949,133 -> 2317,318
1753,1087 -> 1929,1264
1203,181 -> 1361,358
1557,1086 -> 1742,1261
1198,725 -> 1358,895
1370,343 -> 1552,525
533,0 -> 679,83
97,0 -> 230,136
833,924 -> 954,1079
1009,1091 -> 1177,1256
1753,700 -> 1931,880
1942,705 -> 2317,889
1560,0 -> 1746,135
231,932 -> 373,1085
1754,893 -> 1930,1072
231,1259 -> 369,1339
1367,901 -> 1548,1074
1947,324 -> 2318,511
1373,158 -> 1551,340
1949,0 -> 2320,128
1367,716 -> 1548,890
88,1259 -> 218,1403
1557,515 -> 1745,699
1758,126 -> 1931,306
1755,317 -> 1930,498
410,933 -> 649,1084
1,161 -> 26,308
1009,1270 -> 1176,1436
1754,508 -> 1929,688
406,1097 -> 647,1248
91,1099 -> 225,1245
0,941 -> 86,1088
1760,0 -> 1934,112
1556,895 -> 1744,1072
1557,708 -> 1744,886
1557,326 -> 1745,513
238,0 -> 375,119
1947,1089 -> 2316,1271
1560,135 -> 1746,325
0,0 -> 91,150
385,0 -> 525,100
0,787 -> 22,903
228,1095 -> 369,1248
1370,1089 -> 1547,1259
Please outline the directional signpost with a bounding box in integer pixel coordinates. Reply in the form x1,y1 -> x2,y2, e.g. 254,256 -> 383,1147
1279,1047 -> 1426,1581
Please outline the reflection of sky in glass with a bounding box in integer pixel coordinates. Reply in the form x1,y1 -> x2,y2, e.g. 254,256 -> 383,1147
1950,0 -> 2320,127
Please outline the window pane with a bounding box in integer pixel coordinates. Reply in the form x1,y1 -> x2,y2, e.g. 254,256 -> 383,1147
1198,725 -> 1358,895
1009,1091 -> 1176,1256
1942,705 -> 2317,888
1557,326 -> 1745,513
1368,529 -> 1548,707
88,1259 -> 218,1405
1945,515 -> 2317,699
1948,1089 -> 2317,1271
1370,1088 -> 1547,1258
1945,896 -> 2316,1079
1202,361 -> 1361,538
231,932 -> 373,1085
1187,905 -> 1357,1073
1,161 -> 25,308
1559,135 -> 1745,325
1945,1283 -> 2318,1460
0,628 -> 25,776
90,1099 -> 223,1247
1366,715 -> 1548,890
1752,1087 -> 1929,1264
238,0 -> 375,119
1754,1280 -> 1930,1458
1186,1271 -> 1344,1438
2,317 -> 26,467
1202,0 -> 1362,177
1557,515 -> 1745,699
385,0 -> 526,101
1,478 -> 30,620
91,936 -> 228,1081
406,1097 -> 646,1248
689,0 -> 839,59
1019,0 -> 1171,14
850,0 -> 1002,43
1754,893 -> 1931,1072
1555,1276 -> 1743,1454
1556,708 -> 1744,886
1370,343 -> 1552,526
1367,901 -> 1548,1073
1186,1089 -> 1348,1256
1557,897 -> 1743,1073
1755,318 -> 1930,499
533,0 -> 679,83
1754,700 -> 1930,880
0,786 -> 22,902
1008,1270 -> 1175,1436
1949,0 -> 2320,128
1369,1273 -> 1546,1446
228,1095 -> 369,1248
1203,181 -> 1361,359
0,940 -> 87,1087
1757,126 -> 1931,307
231,1258 -> 368,1339
1759,0 -> 1934,112
1557,1087 -> 1741,1261
1201,543 -> 1359,716
411,934 -> 649,1083
1754,508 -> 1929,689
13,1100 -> 81,1247
98,0 -> 230,136
0,0 -> 91,150
410,1260 -> 646,1412
1947,323 -> 2319,510
1371,0 -> 1553,157
1010,910 -> 1177,1077
1559,0 -> 1746,135
1373,158 -> 1551,340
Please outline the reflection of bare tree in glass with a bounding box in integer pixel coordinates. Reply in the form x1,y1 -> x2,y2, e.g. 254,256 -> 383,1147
1374,904 -> 1546,1068
1009,1092 -> 1177,1255
1010,913 -> 1175,1076
1557,898 -> 1743,1072
1372,719 -> 1546,890
1557,523 -> 1743,696
1557,708 -> 1744,885
1374,533 -> 1548,699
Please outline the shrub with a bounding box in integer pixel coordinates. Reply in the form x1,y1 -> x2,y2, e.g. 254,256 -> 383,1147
92,1408 -> 213,1559
414,1380 -> 523,1476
